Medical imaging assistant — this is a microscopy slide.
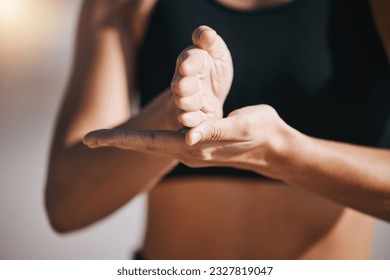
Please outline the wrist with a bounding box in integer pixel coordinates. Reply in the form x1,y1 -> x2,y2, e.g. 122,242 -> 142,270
162,89 -> 183,131
127,88 -> 183,131
262,121 -> 307,181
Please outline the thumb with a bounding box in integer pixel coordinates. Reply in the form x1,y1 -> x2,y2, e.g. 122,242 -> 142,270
185,118 -> 237,145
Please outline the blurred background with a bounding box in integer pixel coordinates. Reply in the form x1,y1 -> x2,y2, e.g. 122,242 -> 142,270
0,0 -> 389,259
0,0 -> 146,259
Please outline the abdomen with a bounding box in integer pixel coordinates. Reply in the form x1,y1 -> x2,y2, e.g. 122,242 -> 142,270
142,176 -> 374,259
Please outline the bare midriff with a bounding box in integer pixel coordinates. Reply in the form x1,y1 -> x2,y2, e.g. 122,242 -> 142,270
142,177 -> 374,259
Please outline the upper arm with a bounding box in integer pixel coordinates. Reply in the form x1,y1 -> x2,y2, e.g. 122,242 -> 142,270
52,0 -> 136,153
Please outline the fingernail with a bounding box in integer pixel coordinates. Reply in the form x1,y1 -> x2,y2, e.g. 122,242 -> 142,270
84,143 -> 97,149
190,132 -> 202,145
197,31 -> 203,44
83,140 -> 98,149
82,138 -> 94,147
195,29 -> 206,45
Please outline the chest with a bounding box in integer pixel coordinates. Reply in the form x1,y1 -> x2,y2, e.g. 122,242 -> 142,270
139,0 -> 333,106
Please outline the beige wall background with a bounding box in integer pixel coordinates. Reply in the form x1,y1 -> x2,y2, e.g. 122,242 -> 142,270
0,0 -> 389,259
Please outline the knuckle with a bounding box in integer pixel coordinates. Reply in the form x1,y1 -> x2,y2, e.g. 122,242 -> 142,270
177,97 -> 200,111
191,147 -> 212,161
239,116 -> 256,139
260,104 -> 277,115
200,150 -> 212,161
207,123 -> 222,141
179,61 -> 193,76
187,146 -> 212,162
175,97 -> 187,109
227,108 -> 243,117
178,49 -> 192,63
180,117 -> 195,128
117,132 -> 127,146
141,133 -> 158,152
178,113 -> 189,124
177,49 -> 189,64
179,63 -> 188,75
176,79 -> 188,94
179,112 -> 202,127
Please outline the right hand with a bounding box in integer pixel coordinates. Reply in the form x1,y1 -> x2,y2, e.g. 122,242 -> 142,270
83,104 -> 297,180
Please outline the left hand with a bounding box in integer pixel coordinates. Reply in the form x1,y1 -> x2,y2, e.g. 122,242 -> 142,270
83,105 -> 297,179
171,26 -> 234,127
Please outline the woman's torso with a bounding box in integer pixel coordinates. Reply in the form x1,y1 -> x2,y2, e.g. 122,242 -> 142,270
129,0 -> 390,259
143,177 -> 374,259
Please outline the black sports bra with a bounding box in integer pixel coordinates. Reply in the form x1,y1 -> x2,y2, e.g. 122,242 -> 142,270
136,0 -> 390,178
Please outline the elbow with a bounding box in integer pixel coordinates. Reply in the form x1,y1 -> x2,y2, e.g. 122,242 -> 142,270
379,211 -> 390,224
46,202 -> 88,234
47,215 -> 73,234
45,199 -> 75,234
45,180 -> 99,234
45,181 -> 78,234
45,158 -> 91,234
383,198 -> 390,223
46,204 -> 90,234
46,202 -> 80,234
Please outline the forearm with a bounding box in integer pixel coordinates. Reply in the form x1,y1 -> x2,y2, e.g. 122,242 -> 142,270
272,129 -> 390,221
46,89 -> 180,232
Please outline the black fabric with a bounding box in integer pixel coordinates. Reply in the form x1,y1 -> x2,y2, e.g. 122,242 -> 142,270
136,0 -> 390,178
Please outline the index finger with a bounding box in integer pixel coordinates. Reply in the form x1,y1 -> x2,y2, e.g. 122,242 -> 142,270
83,129 -> 186,156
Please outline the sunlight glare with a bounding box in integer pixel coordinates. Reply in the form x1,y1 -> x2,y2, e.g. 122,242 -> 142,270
0,0 -> 23,23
